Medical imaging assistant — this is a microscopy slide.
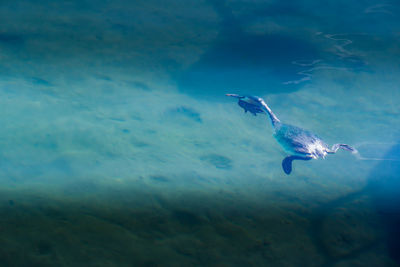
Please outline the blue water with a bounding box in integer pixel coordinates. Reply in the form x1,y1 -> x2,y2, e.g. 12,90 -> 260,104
0,0 -> 399,266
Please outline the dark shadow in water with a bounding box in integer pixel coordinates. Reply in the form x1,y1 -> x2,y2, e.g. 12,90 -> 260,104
307,141 -> 400,265
163,106 -> 203,125
175,0 -> 319,98
172,210 -> 203,226
32,77 -> 52,86
366,142 -> 400,263
0,33 -> 24,45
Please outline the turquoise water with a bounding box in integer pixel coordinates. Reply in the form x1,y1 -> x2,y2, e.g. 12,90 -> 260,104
0,0 -> 399,266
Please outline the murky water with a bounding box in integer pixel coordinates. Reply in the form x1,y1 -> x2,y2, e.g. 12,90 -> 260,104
0,0 -> 399,266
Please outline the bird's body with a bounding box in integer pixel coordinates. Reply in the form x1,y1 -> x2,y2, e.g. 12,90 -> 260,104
274,123 -> 329,159
226,94 -> 356,174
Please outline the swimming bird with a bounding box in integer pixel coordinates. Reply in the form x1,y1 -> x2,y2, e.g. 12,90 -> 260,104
226,94 -> 356,174
225,94 -> 264,116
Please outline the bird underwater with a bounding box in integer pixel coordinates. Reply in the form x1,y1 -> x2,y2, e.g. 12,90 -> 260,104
226,94 -> 357,175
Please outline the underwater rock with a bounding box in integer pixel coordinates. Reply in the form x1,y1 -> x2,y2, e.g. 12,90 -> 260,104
164,106 -> 202,124
319,198 -> 379,259
200,154 -> 232,169
131,138 -> 150,148
149,175 -> 170,183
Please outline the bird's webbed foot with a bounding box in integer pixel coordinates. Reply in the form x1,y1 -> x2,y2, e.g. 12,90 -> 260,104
330,144 -> 357,154
282,155 -> 312,175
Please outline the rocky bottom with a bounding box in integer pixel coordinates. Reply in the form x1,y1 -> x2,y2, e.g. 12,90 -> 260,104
0,184 -> 396,267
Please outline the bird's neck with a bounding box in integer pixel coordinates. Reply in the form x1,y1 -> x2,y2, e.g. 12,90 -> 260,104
260,99 -> 281,127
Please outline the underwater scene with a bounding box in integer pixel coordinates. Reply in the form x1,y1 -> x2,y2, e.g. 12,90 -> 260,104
0,0 -> 400,266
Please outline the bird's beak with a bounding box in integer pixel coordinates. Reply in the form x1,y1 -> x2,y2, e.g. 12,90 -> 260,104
226,93 -> 241,98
